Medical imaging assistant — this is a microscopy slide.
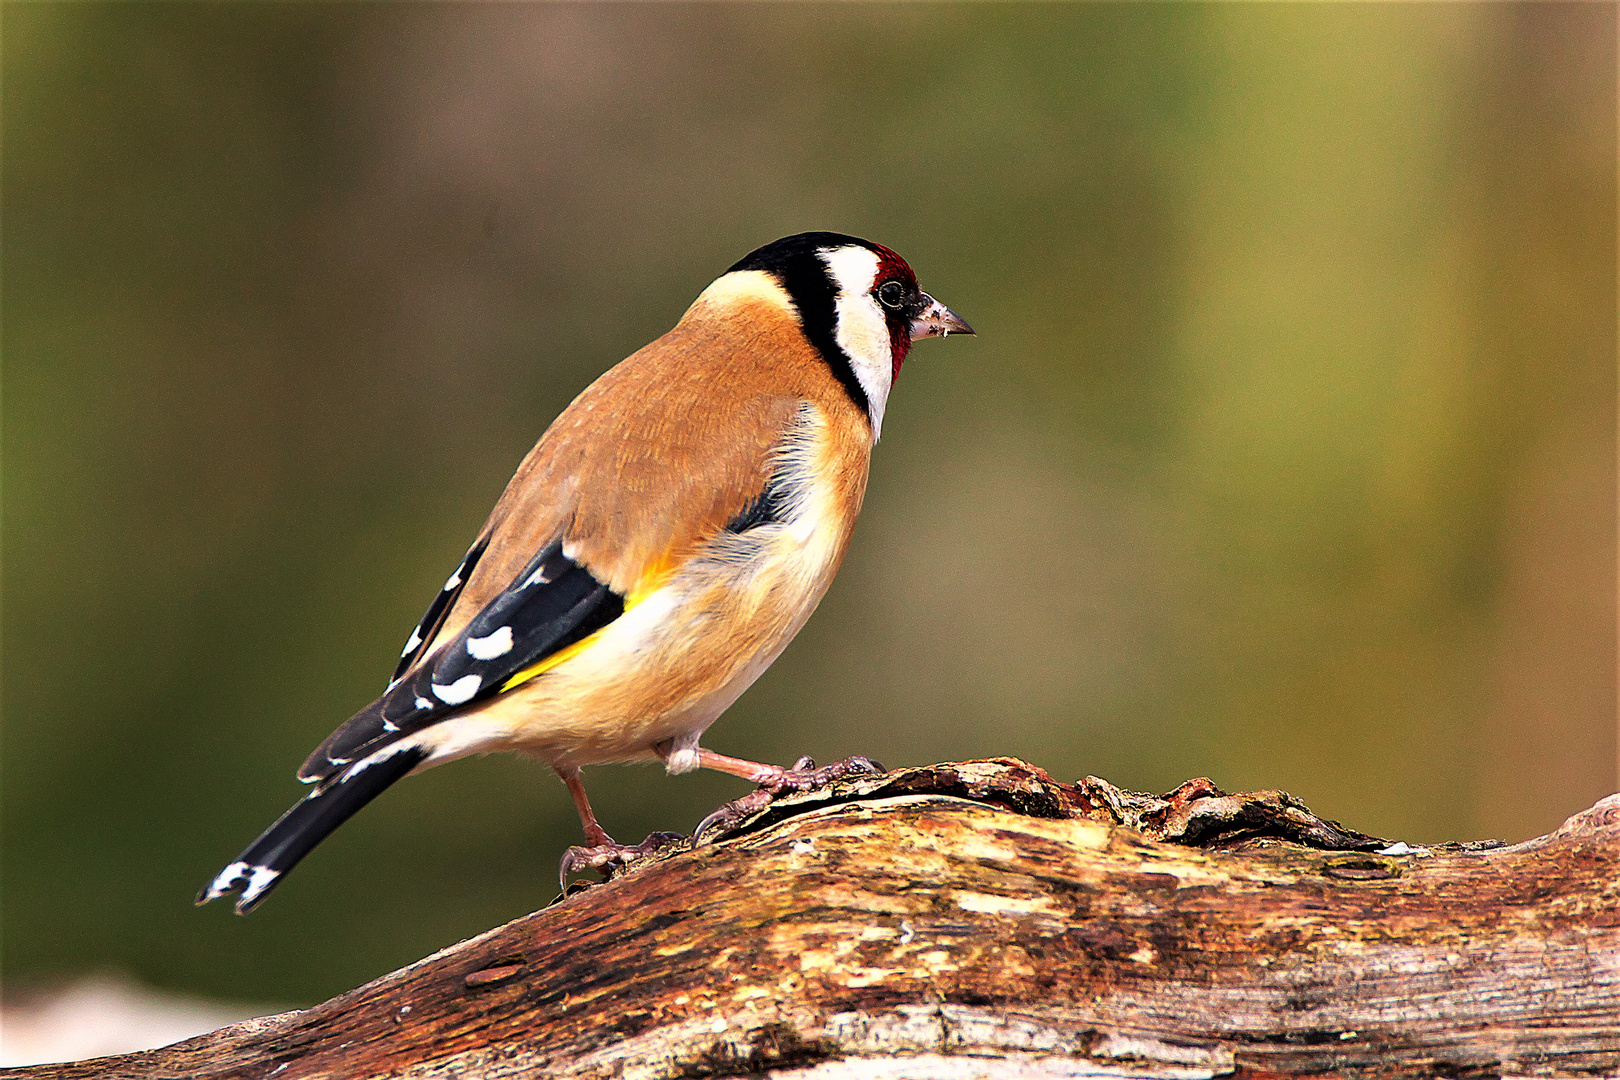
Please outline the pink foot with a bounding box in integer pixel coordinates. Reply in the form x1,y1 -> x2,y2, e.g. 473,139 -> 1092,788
558,831 -> 685,892
694,755 -> 885,840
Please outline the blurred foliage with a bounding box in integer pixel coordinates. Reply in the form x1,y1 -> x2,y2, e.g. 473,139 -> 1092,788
3,4 -> 1613,1006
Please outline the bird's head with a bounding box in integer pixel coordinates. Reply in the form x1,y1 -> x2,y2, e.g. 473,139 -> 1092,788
721,232 -> 973,438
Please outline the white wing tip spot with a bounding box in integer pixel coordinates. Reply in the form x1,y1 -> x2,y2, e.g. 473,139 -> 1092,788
432,675 -> 481,705
467,626 -> 514,660
401,627 -> 423,658
414,696 -> 433,710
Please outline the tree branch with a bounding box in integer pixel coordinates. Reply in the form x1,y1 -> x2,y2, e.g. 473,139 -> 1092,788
20,758 -> 1619,1079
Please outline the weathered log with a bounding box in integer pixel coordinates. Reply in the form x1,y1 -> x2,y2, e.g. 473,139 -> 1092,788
15,758 -> 1618,1079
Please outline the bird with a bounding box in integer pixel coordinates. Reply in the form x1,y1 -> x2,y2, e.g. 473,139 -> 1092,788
197,231 -> 972,914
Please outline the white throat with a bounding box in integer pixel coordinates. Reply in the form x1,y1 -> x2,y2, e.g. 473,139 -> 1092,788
819,246 -> 893,440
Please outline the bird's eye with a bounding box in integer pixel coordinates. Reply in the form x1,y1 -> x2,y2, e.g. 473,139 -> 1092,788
876,281 -> 906,309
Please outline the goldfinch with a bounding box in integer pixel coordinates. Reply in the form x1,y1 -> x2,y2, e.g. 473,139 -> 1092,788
198,232 -> 971,914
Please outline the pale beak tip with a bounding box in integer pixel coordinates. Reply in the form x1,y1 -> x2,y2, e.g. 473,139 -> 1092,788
913,293 -> 975,340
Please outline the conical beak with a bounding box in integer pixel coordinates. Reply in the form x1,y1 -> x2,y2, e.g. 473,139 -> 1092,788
910,292 -> 974,339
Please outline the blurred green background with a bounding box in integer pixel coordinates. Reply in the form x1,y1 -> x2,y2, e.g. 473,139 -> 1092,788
4,3 -> 1614,1008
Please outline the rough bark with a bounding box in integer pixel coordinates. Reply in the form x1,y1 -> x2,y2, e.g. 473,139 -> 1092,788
14,758 -> 1619,1080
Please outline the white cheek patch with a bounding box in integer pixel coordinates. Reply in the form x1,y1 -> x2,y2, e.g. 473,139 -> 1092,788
819,245 -> 893,440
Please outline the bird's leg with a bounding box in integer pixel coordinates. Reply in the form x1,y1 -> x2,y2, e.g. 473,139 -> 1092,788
553,765 -> 681,891
556,764 -> 616,848
693,748 -> 886,839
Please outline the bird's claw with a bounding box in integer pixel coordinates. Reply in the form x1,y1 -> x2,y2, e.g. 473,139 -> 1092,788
558,830 -> 685,892
694,755 -> 886,843
694,789 -> 774,841
764,754 -> 886,796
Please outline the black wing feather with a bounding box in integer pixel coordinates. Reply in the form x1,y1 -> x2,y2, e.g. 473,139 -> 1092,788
389,538 -> 489,686
300,539 -> 625,781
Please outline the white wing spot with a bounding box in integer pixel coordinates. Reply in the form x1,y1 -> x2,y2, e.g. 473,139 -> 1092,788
414,696 -> 433,710
432,675 -> 481,705
523,565 -> 550,589
382,719 -> 399,732
467,626 -> 514,660
400,627 -> 423,658
444,570 -> 462,591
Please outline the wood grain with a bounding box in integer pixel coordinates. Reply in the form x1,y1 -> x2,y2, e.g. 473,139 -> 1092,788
16,759 -> 1618,1079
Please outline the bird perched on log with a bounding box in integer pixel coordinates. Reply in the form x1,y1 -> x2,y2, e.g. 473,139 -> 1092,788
198,232 -> 972,914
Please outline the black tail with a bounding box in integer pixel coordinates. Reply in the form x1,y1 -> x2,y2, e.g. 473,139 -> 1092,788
196,745 -> 426,914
